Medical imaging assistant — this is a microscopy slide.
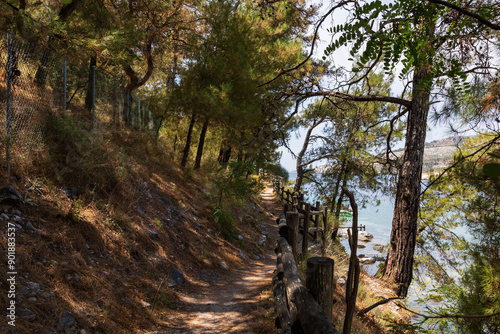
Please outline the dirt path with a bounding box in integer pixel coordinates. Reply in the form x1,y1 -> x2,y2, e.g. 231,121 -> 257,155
162,185 -> 282,333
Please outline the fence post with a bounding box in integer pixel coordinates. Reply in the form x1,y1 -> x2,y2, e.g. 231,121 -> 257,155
314,201 -> 321,241
63,57 -> 67,114
302,203 -> 310,256
306,257 -> 335,323
322,206 -> 328,256
6,32 -> 13,178
91,66 -> 95,130
285,211 -> 299,264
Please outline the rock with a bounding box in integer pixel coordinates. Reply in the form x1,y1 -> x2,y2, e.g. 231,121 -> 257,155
62,187 -> 80,200
137,205 -> 147,215
12,209 -> 22,216
150,231 -> 160,240
337,277 -> 346,286
237,250 -> 246,259
219,262 -> 228,270
0,185 -> 22,204
359,236 -> 371,242
19,309 -> 36,321
26,281 -> 41,294
258,235 -> 267,246
373,244 -> 385,252
141,301 -> 152,309
0,213 -> 9,220
359,257 -> 376,264
58,312 -> 75,331
201,189 -> 211,197
25,222 -> 36,230
159,197 -> 170,206
357,244 -> 366,249
237,234 -> 243,240
359,231 -> 374,239
29,297 -> 37,302
170,266 -> 185,285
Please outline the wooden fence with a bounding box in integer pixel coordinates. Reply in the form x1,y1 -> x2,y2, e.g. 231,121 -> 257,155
272,177 -> 340,333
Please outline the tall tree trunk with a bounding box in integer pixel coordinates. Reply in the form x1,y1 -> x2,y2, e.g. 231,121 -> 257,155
218,144 -> 232,164
34,0 -> 80,86
181,111 -> 197,168
85,55 -> 97,111
194,117 -> 209,170
384,70 -> 431,297
293,118 -> 323,192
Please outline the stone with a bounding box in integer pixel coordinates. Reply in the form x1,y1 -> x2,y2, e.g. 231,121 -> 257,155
137,205 -> 147,215
29,297 -> 37,302
150,231 -> 160,240
337,277 -> 346,286
141,300 -> 152,308
359,231 -> 374,239
357,244 -> 366,249
58,312 -> 75,331
19,309 -> 36,321
258,235 -> 266,246
0,185 -> 23,204
62,187 -> 80,200
26,281 -> 41,294
359,236 -> 371,242
359,257 -> 376,264
25,222 -> 37,231
373,244 -> 385,252
0,213 -> 9,220
219,262 -> 228,270
170,266 -> 185,285
237,250 -> 247,259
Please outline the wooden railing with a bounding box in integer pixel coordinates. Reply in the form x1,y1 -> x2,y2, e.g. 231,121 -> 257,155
271,177 -> 340,333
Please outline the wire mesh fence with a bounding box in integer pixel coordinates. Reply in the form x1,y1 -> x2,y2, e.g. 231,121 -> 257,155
0,32 -> 158,176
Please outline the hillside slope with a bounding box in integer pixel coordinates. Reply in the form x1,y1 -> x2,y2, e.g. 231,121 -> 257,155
0,112 -> 277,333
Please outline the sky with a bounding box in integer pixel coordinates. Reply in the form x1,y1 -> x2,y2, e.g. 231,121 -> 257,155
277,0 -> 461,173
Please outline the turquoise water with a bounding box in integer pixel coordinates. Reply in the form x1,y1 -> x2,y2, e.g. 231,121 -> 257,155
287,173 -> 394,274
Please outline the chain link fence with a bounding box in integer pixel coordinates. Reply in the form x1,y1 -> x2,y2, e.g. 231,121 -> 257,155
0,32 -> 157,176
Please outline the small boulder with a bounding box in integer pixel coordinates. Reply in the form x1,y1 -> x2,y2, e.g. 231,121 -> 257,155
19,309 -> 36,321
57,312 -> 75,331
359,257 -> 376,264
373,244 -> 385,252
170,266 -> 185,285
219,261 -> 228,270
62,187 -> 80,200
359,231 -> 374,239
0,185 -> 22,204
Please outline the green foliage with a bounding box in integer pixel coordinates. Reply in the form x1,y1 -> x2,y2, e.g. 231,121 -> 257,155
324,0 -> 491,92
418,135 -> 500,331
264,163 -> 289,181
212,204 -> 237,240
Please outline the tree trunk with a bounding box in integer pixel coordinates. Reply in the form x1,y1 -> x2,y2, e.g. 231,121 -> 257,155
34,0 -> 80,86
181,111 -> 197,168
218,144 -> 232,164
194,117 -> 209,170
294,118 -> 323,192
85,56 -> 97,111
384,70 -> 431,297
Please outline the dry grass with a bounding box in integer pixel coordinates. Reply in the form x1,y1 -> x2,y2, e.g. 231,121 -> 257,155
0,106 -> 275,333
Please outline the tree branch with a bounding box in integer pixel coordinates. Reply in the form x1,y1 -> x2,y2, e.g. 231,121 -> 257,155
358,297 -> 404,316
258,0 -> 353,87
421,133 -> 500,196
298,91 -> 412,108
427,0 -> 500,30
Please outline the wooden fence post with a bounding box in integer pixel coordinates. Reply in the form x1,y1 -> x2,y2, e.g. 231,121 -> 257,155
314,201 -> 321,241
306,257 -> 335,323
302,203 -> 310,256
322,206 -> 328,256
285,212 -> 299,264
